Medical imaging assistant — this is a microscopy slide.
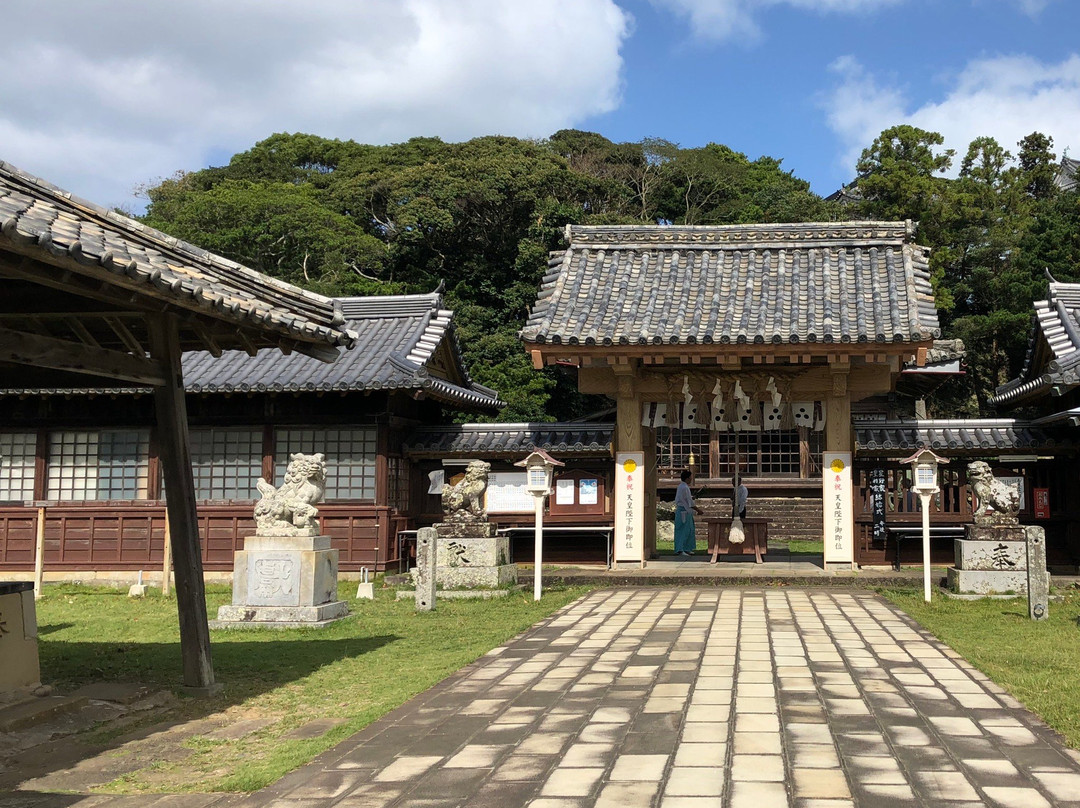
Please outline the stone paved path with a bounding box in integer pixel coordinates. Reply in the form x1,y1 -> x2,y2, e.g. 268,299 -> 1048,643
6,588 -> 1080,808
237,588 -> 1080,808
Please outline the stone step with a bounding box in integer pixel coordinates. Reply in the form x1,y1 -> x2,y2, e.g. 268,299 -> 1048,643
0,695 -> 88,733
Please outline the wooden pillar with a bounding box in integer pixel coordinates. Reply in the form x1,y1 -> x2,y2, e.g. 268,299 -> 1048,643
613,364 -> 647,566
825,366 -> 855,571
374,420 -> 389,508
825,368 -> 852,453
643,425 -> 657,558
614,366 -> 643,453
147,316 -> 216,692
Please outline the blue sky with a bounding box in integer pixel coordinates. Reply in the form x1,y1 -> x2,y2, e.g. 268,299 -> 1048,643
593,0 -> 1079,194
2,0 -> 1076,211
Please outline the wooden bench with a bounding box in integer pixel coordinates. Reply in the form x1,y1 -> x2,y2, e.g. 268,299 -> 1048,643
498,525 -> 615,568
885,525 -> 965,571
705,517 -> 769,564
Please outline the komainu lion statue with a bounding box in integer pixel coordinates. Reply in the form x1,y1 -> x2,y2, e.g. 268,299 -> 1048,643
967,460 -> 1020,521
442,460 -> 490,522
254,453 -> 327,535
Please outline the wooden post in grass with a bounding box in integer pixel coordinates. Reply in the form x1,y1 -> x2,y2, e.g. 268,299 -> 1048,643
162,513 -> 173,597
33,506 -> 45,599
148,316 -> 216,692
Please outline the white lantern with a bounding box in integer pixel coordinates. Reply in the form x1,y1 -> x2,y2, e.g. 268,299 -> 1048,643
904,448 -> 947,495
902,448 -> 949,602
515,449 -> 565,600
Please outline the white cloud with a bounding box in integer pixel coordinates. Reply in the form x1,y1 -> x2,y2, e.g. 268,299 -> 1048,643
0,0 -> 631,210
821,53 -> 1080,180
650,0 -> 901,42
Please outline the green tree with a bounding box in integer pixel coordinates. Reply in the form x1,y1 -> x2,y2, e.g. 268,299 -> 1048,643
855,125 -> 957,312
141,130 -> 839,420
142,177 -> 386,289
1017,131 -> 1058,200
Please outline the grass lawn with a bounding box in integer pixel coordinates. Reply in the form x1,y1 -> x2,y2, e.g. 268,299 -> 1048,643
883,587 -> 1080,748
35,580 -> 588,794
785,539 -> 824,554
655,535 -> 824,556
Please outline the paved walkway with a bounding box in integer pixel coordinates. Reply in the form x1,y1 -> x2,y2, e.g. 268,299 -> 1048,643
6,588 -> 1080,807
240,588 -> 1079,808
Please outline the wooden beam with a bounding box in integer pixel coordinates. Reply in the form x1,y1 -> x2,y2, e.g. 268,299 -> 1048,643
0,325 -> 166,385
0,253 -> 158,314
65,317 -> 100,349
147,315 -> 217,693
105,316 -> 147,356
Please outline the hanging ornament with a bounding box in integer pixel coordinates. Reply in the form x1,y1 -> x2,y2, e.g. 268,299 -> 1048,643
792,401 -> 814,428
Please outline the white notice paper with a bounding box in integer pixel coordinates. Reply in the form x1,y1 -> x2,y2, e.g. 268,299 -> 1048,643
555,478 -> 576,505
579,478 -> 598,505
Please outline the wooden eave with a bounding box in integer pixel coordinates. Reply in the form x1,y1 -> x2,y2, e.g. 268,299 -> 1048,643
0,243 -> 342,363
526,339 -> 935,371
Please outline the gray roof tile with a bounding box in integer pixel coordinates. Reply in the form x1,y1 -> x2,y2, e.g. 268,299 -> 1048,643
0,159 -> 353,355
0,292 -> 503,412
522,222 -> 940,348
404,423 -> 613,457
992,280 -> 1080,406
854,419 -> 1072,454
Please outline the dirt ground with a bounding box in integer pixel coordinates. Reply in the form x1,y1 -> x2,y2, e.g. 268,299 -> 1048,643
1,685 -> 256,796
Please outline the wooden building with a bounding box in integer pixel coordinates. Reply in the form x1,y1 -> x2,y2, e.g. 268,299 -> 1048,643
0,211 -> 501,577
984,275 -> 1080,567
0,159 -> 357,688
521,222 -> 944,566
403,422 -> 614,563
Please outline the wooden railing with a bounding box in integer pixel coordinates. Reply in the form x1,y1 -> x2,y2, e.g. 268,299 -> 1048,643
0,502 -> 407,573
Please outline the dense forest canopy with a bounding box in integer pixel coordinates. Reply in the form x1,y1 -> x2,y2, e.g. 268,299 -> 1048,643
141,128 -> 1080,421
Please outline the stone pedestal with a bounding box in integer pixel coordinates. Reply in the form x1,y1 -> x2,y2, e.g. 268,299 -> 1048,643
0,582 -> 40,694
434,521 -> 517,589
213,535 -> 348,628
947,521 -> 1033,595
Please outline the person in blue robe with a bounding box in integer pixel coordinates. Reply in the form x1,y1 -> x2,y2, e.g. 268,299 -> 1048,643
674,469 -> 703,556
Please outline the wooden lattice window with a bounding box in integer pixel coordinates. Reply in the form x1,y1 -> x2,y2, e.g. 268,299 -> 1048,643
190,427 -> 263,500
388,455 -> 410,511
46,429 -> 150,501
0,431 -> 37,501
657,427 -> 709,479
274,427 -> 377,501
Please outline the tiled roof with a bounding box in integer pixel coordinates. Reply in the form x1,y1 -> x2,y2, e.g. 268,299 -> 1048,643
992,280 -> 1080,406
854,419 -> 1073,454
1057,157 -> 1079,193
403,423 -> 614,458
0,160 -> 354,358
0,292 -> 503,412
522,222 -> 940,349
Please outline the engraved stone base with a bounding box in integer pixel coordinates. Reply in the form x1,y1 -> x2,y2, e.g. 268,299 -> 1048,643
965,523 -> 1025,542
435,521 -> 498,538
218,534 -> 347,627
211,600 -> 349,629
0,582 -> 39,693
953,539 -> 1027,571
433,522 -> 516,591
950,526 -> 1039,595
947,567 -> 1028,595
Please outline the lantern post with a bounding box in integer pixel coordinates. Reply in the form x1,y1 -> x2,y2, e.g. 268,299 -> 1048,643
516,450 -> 564,601
902,448 -> 948,603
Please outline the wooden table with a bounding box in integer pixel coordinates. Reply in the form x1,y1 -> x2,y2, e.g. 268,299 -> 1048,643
705,517 -> 768,564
